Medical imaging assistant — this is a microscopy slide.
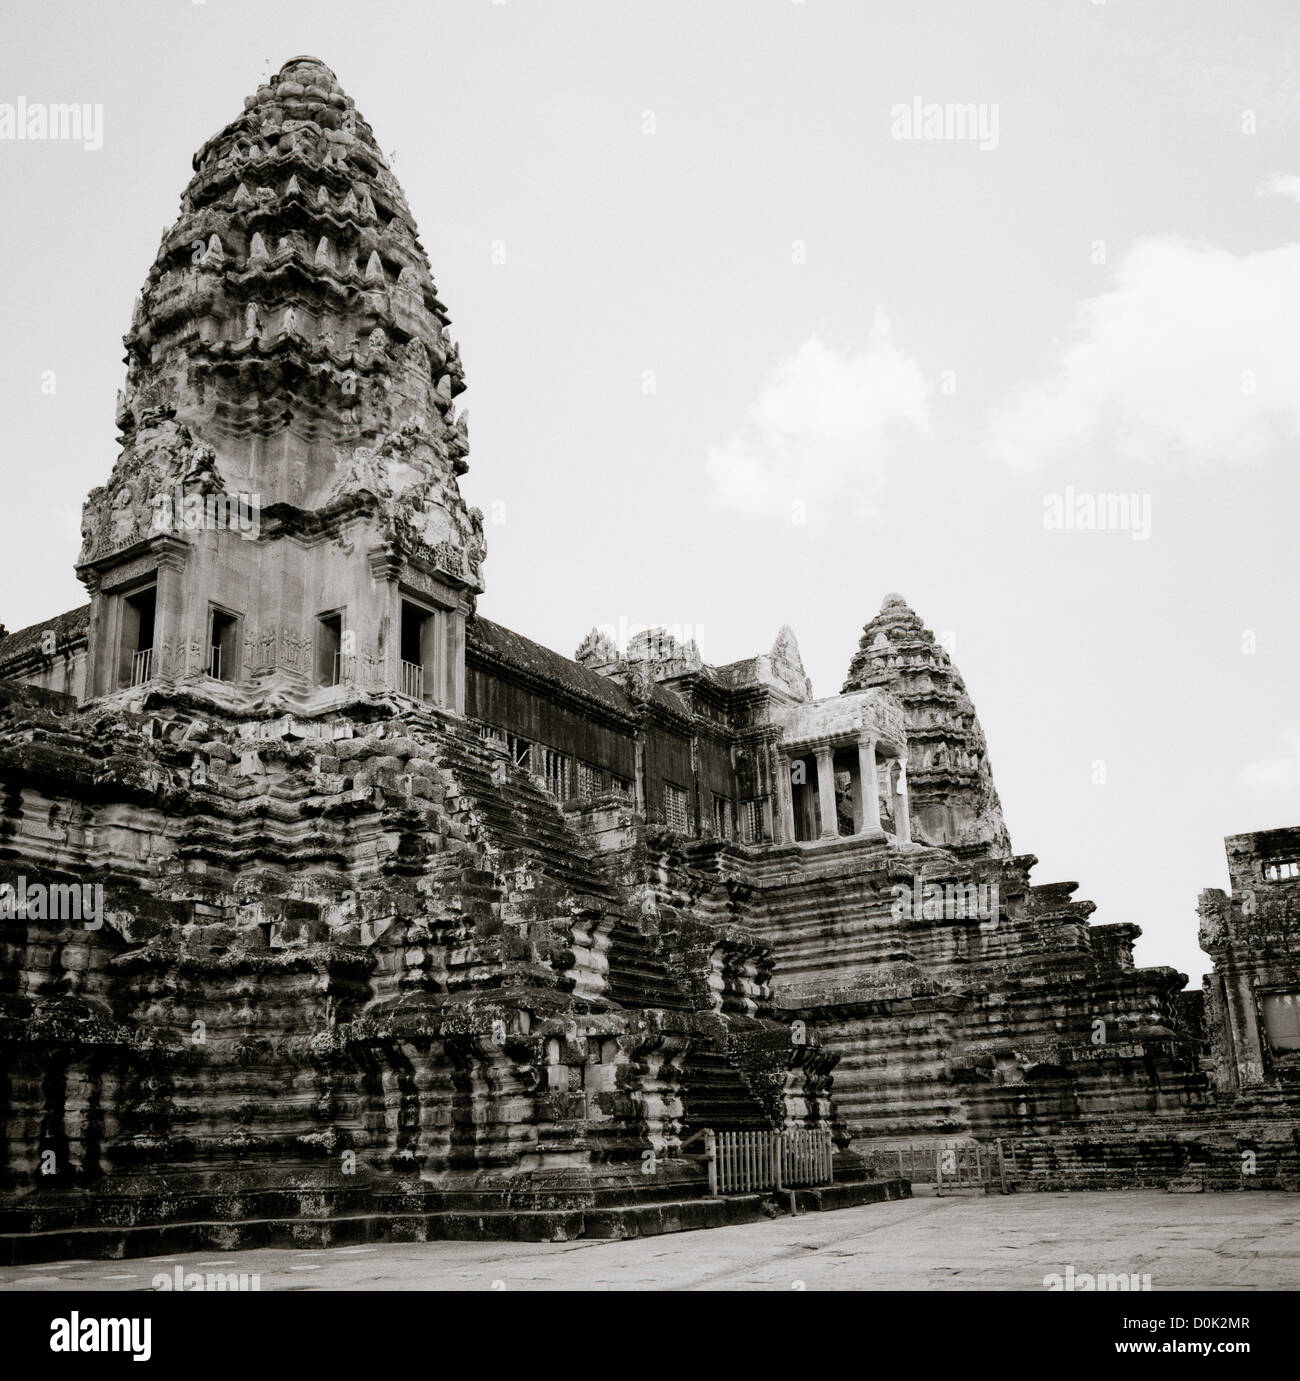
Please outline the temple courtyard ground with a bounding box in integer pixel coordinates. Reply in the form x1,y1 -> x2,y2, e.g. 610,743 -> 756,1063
3,1189 -> 1297,1291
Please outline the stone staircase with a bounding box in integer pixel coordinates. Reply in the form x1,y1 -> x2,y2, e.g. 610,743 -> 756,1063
433,720 -> 620,913
0,703 -> 909,1261
678,1047 -> 775,1132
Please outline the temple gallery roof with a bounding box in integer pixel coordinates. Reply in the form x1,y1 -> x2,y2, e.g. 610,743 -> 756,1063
0,605 -> 90,673
776,688 -> 908,755
468,617 -> 635,718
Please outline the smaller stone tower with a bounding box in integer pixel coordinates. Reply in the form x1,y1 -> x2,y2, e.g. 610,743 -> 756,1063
843,594 -> 1011,855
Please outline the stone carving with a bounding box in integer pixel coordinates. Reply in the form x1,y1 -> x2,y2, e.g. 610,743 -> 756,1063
434,541 -> 462,575
626,627 -> 702,677
622,658 -> 658,705
281,629 -> 312,670
575,627 -> 617,670
447,408 -> 469,470
403,338 -> 429,375
465,506 -> 486,575
766,624 -> 813,700
155,638 -> 181,678
1198,888 -> 1229,951
109,484 -> 139,546
328,444 -> 391,503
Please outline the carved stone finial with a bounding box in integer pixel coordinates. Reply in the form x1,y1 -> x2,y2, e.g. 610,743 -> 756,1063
575,627 -> 618,670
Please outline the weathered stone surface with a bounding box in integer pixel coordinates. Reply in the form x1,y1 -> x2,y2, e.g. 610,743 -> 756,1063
844,595 -> 1011,855
1,57 -> 1297,1265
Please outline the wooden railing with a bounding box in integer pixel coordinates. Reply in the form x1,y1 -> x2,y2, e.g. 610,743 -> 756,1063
862,1140 -> 1009,1194
130,648 -> 153,686
678,1127 -> 834,1197
399,659 -> 424,700
775,1128 -> 835,1190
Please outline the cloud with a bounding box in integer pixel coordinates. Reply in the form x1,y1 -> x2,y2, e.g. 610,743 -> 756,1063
1239,728 -> 1300,794
706,312 -> 931,516
1258,174 -> 1300,205
987,211 -> 1300,472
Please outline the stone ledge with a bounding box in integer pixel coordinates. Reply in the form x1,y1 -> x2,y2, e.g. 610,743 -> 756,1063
0,1177 -> 912,1264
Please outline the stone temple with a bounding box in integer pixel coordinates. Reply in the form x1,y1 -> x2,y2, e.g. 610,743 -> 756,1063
1,58 -> 1297,1260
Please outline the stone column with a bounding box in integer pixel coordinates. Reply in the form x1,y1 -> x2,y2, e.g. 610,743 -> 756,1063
776,754 -> 796,844
850,753 -> 865,833
857,737 -> 881,834
366,545 -> 401,697
446,603 -> 468,714
816,746 -> 838,840
152,538 -> 189,684
894,756 -> 912,846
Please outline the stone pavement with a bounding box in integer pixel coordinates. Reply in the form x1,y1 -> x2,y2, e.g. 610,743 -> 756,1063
3,1190 -> 1297,1292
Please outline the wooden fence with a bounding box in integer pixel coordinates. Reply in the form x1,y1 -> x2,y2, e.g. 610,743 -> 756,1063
863,1140 -> 1009,1194
680,1128 -> 835,1195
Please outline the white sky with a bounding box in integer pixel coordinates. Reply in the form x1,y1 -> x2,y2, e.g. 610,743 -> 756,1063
2,0 -> 1298,986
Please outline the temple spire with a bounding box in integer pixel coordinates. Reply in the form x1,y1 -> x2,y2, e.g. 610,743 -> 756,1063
844,594 -> 1011,855
106,55 -> 468,513
75,58 -> 484,709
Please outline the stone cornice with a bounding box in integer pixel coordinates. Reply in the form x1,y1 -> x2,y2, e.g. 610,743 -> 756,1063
76,532 -> 190,584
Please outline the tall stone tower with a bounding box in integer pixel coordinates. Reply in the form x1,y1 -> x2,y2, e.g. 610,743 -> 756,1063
76,56 -> 483,712
843,594 -> 1011,856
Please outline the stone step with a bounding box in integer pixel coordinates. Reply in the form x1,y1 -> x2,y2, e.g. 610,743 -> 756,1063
0,1177 -> 911,1262
679,1052 -> 775,1129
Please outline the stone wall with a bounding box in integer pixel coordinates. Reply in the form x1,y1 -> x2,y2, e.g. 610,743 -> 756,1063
1199,827 -> 1300,1092
0,677 -> 877,1258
